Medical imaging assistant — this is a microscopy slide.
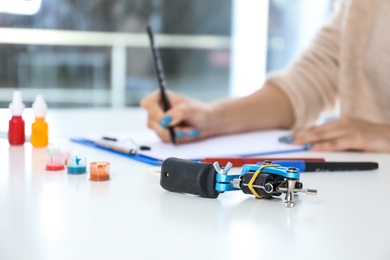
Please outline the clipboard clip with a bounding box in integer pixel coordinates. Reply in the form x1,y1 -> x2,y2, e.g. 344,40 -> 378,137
97,136 -> 151,155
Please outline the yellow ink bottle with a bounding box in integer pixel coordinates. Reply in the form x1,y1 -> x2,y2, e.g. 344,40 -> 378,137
31,95 -> 48,148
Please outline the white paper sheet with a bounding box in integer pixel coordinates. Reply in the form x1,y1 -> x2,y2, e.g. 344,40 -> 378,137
83,129 -> 305,161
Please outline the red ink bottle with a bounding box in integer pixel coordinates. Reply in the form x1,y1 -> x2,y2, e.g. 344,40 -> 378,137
8,90 -> 25,145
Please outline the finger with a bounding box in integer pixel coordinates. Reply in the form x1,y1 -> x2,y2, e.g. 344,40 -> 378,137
161,103 -> 208,139
279,125 -> 316,143
168,103 -> 190,126
292,121 -> 350,144
146,117 -> 172,143
141,91 -> 166,121
147,116 -> 204,144
140,90 -> 160,109
309,136 -> 364,152
173,126 -> 204,144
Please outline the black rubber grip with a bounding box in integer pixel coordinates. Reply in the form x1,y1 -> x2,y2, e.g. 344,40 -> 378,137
160,157 -> 219,198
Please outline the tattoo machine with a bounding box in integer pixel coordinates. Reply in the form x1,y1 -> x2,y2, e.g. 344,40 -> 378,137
160,157 -> 317,208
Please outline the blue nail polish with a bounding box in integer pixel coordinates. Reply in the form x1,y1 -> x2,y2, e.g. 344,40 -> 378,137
160,115 -> 172,128
175,131 -> 185,138
278,136 -> 287,142
284,137 -> 295,143
304,143 -> 313,150
187,129 -> 201,138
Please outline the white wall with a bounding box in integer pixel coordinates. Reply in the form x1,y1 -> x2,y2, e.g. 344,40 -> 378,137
230,0 -> 269,97
230,0 -> 331,97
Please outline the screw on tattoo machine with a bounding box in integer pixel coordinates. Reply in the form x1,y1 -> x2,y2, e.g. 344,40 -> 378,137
160,157 -> 317,208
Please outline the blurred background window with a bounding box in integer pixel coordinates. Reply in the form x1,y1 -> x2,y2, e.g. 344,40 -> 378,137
0,0 -> 332,108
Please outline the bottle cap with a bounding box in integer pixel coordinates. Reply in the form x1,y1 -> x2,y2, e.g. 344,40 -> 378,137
90,161 -> 110,181
32,94 -> 47,118
9,90 -> 25,116
45,146 -> 65,171
67,155 -> 87,174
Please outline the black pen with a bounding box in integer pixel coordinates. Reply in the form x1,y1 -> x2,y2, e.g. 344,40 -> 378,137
146,26 -> 176,145
258,160 -> 379,172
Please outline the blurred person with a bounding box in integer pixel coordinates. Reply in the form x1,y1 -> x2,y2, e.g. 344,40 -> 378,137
141,0 -> 390,153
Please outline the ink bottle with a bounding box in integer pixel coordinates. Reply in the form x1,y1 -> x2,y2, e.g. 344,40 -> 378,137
8,90 -> 25,145
31,95 -> 49,148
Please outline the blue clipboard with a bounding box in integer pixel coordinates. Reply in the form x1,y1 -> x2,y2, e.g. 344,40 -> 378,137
70,137 -> 307,166
71,130 -> 309,166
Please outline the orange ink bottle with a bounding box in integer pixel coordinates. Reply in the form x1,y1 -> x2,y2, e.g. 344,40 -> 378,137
31,95 -> 49,148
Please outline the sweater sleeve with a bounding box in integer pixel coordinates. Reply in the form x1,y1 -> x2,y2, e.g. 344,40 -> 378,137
266,0 -> 347,128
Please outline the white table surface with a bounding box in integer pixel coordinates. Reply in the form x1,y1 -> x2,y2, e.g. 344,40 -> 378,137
0,108 -> 389,260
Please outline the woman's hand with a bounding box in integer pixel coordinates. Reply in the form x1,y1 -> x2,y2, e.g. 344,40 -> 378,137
140,90 -> 216,143
282,117 -> 390,152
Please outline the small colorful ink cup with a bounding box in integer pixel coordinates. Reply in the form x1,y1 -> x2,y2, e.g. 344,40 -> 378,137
67,155 -> 87,174
90,161 -> 110,181
45,146 -> 65,171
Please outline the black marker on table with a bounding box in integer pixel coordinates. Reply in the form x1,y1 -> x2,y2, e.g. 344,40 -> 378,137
146,26 -> 176,145
303,161 -> 379,172
266,160 -> 379,172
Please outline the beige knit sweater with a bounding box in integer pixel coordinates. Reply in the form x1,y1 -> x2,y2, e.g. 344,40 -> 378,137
267,0 -> 390,128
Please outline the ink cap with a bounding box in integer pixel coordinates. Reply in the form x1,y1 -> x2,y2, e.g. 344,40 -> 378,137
9,90 -> 25,116
67,155 -> 87,174
32,94 -> 47,118
90,161 -> 110,181
45,146 -> 65,171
